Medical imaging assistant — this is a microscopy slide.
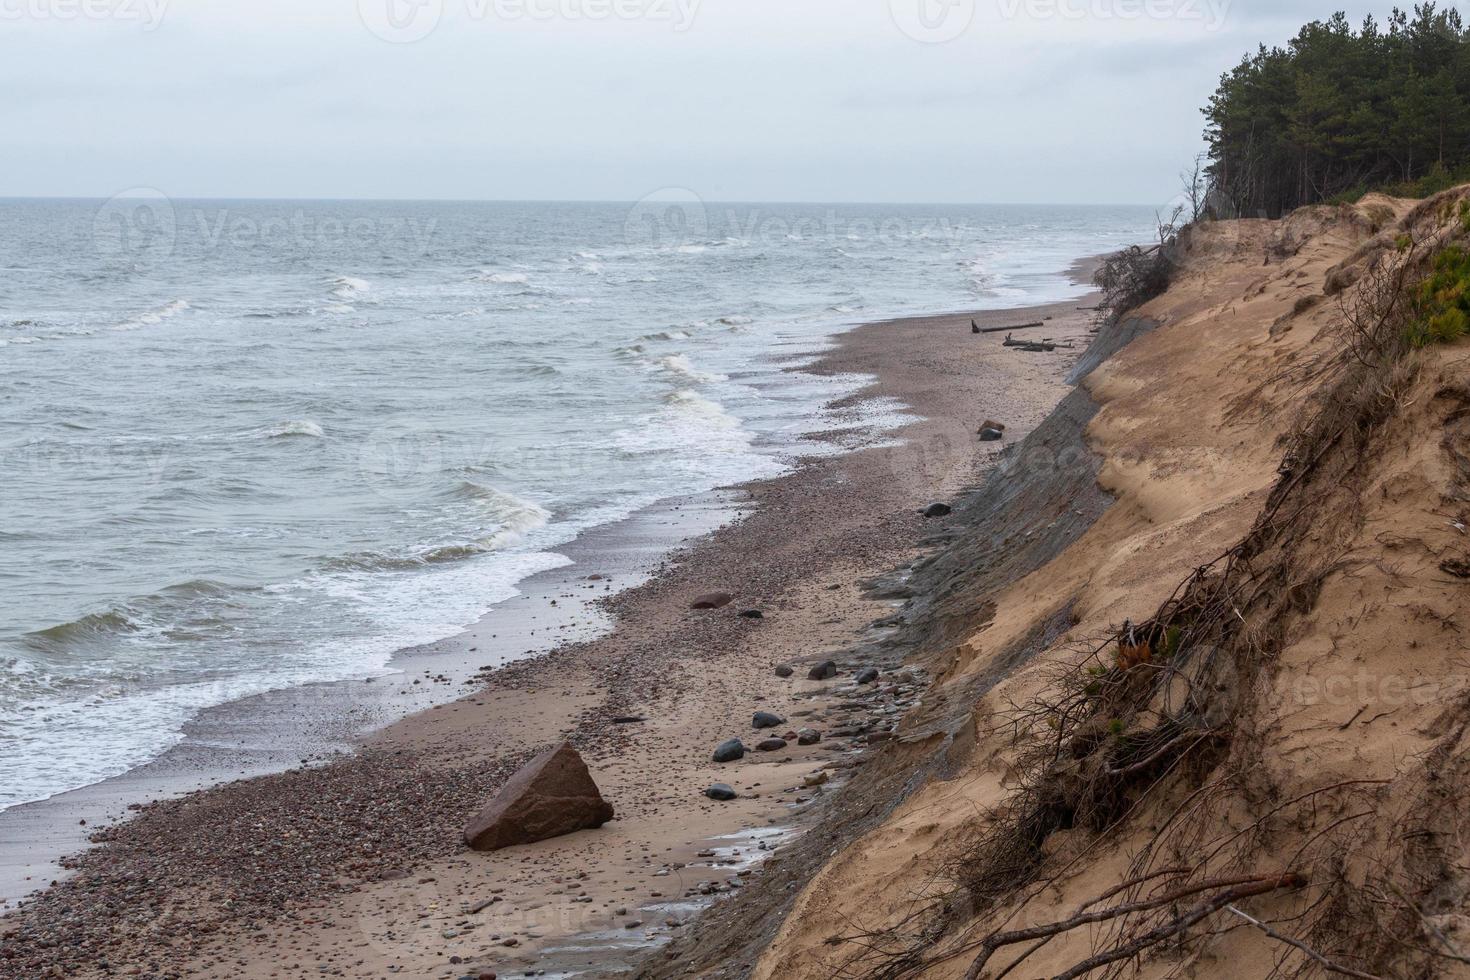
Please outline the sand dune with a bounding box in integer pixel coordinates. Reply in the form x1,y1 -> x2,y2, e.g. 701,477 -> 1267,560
652,194 -> 1470,979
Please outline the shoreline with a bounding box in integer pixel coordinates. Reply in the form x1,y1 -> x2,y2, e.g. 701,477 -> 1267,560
0,267 -> 1102,909
1,264 -> 1107,979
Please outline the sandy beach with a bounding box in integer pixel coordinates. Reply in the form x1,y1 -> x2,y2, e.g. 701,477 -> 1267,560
0,276 -> 1103,980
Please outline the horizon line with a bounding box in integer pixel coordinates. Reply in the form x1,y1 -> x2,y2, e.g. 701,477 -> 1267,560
0,194 -> 1168,209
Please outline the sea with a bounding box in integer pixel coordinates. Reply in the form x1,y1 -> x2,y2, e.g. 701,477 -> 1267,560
0,197 -> 1158,812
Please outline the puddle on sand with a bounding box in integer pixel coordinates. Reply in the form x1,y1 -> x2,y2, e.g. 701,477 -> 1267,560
511,825 -> 800,979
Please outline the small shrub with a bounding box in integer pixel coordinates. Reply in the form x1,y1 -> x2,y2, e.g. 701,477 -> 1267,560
1410,246 -> 1470,346
1094,242 -> 1176,325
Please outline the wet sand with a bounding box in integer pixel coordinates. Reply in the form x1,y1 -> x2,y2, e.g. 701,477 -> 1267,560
0,279 -> 1102,980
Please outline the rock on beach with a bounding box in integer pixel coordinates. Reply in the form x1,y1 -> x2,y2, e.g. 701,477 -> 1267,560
463,742 -> 614,852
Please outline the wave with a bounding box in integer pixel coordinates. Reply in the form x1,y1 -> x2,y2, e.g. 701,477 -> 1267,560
421,307 -> 487,320
640,329 -> 691,342
475,271 -> 529,284
242,308 -> 313,320
329,484 -> 552,572
248,419 -> 326,440
114,298 -> 190,332
24,608 -> 146,651
21,580 -> 244,655
328,276 -> 371,300
657,354 -> 727,384
661,389 -> 739,428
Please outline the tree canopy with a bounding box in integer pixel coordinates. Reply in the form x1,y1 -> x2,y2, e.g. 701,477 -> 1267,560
1206,4 -> 1470,217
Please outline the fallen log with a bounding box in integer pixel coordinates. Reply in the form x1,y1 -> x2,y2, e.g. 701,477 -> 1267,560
978,320 -> 1046,334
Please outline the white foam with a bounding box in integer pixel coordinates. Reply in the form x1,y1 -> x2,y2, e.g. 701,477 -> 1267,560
328,276 -> 371,300
114,298 -> 190,332
249,420 -> 326,440
657,354 -> 726,384
0,549 -> 570,813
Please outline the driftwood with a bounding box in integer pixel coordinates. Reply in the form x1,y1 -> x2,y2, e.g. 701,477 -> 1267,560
978,320 -> 1046,335
1001,334 -> 1050,348
1001,337 -> 1060,352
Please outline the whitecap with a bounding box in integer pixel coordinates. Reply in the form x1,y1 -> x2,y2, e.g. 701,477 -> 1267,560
657,354 -> 726,384
248,420 -> 326,440
114,298 -> 190,332
660,389 -> 740,429
327,276 -> 371,300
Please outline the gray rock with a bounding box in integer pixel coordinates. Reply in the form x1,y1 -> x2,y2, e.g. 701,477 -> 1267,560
712,739 -> 746,763
856,667 -> 880,685
922,502 -> 952,518
755,738 -> 788,752
738,609 -> 764,619
752,711 -> 786,730
808,660 -> 838,681
704,784 -> 737,801
691,592 -> 734,610
797,728 -> 822,746
979,427 -> 1004,442
774,664 -> 794,678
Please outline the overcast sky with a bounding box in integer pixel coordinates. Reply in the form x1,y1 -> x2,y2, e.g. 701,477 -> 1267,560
0,1 -> 1426,204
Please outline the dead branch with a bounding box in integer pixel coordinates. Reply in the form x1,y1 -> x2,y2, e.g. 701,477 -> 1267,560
963,873 -> 1305,980
1225,905 -> 1385,980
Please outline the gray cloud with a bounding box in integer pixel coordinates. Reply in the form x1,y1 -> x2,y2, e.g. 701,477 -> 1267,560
0,0 -> 1449,203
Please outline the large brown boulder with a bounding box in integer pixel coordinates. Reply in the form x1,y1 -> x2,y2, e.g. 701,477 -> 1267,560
463,742 -> 614,851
